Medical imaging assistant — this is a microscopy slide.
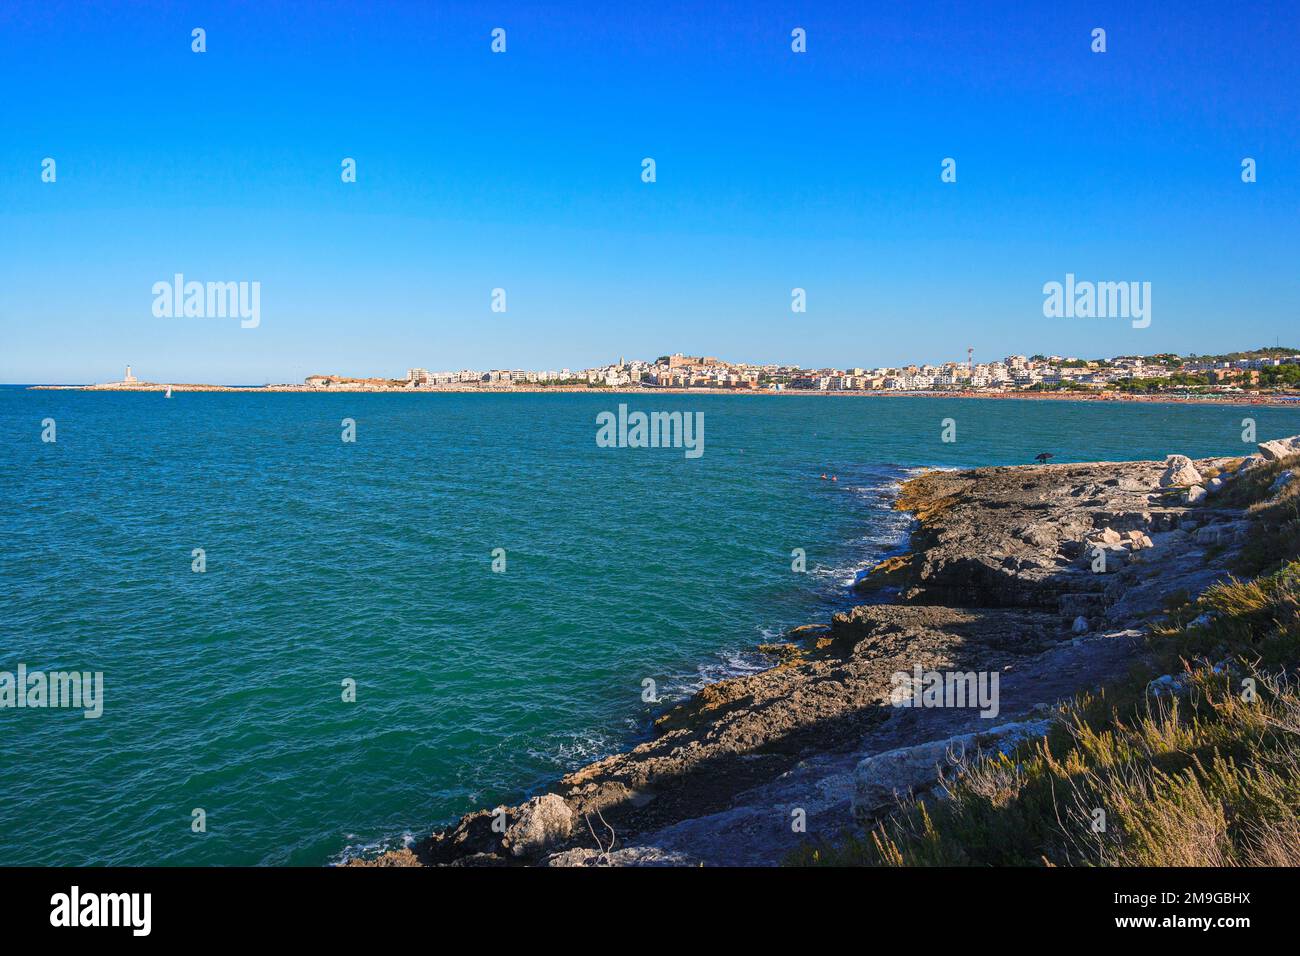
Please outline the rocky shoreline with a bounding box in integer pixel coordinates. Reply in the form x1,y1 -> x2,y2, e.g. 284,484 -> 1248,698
353,438 -> 1299,867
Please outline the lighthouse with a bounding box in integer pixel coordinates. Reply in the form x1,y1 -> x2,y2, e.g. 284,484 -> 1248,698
123,365 -> 138,384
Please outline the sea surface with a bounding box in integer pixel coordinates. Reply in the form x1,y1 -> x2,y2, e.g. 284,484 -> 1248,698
2,387 -> 1298,865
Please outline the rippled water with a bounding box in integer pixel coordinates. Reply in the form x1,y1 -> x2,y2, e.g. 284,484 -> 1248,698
2,387 -> 1297,865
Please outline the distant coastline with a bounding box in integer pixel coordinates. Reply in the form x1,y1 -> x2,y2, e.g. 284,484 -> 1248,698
26,381 -> 1300,407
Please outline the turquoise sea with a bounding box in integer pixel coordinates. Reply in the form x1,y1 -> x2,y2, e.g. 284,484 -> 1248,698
2,386 -> 1298,865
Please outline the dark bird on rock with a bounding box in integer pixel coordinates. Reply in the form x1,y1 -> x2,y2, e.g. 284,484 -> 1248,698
1035,452 -> 1054,463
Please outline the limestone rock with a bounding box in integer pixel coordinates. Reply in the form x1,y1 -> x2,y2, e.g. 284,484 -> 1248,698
1258,436 -> 1300,461
1123,529 -> 1154,550
1195,525 -> 1230,545
504,795 -> 573,858
1149,512 -> 1180,532
1160,455 -> 1202,488
1059,592 -> 1104,619
1185,485 -> 1207,505
1071,615 -> 1089,634
852,720 -> 1051,817
1116,476 -> 1152,492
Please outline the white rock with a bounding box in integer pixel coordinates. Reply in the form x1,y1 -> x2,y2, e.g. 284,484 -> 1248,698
1148,671 -> 1206,698
852,720 -> 1051,817
1269,469 -> 1295,495
1258,436 -> 1300,461
1160,455 -> 1202,488
1185,485 -> 1207,504
1071,615 -> 1089,634
504,794 -> 574,857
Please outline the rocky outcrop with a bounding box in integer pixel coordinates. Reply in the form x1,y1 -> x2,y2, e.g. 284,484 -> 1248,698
1161,454 -> 1203,487
851,718 -> 1052,817
1259,436 -> 1300,461
354,445 -> 1272,868
854,456 -> 1241,627
505,795 -> 573,857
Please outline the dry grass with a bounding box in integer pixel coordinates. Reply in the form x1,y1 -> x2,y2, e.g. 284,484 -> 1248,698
789,450 -> 1300,869
794,669 -> 1300,867
1216,452 -> 1300,577
791,563 -> 1300,868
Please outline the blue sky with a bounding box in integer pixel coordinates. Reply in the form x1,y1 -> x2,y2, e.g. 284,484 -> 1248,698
2,0 -> 1298,384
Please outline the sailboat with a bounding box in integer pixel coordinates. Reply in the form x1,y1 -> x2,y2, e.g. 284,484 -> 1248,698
165,386 -> 172,399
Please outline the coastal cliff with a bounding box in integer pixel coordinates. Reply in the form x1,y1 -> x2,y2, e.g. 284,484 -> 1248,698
355,436 -> 1300,867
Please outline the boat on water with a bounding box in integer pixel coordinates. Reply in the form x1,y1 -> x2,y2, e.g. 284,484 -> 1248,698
165,386 -> 172,399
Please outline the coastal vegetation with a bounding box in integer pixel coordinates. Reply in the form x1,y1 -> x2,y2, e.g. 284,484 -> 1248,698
1113,373 -> 1211,392
793,452 -> 1300,867
1025,381 -> 1094,392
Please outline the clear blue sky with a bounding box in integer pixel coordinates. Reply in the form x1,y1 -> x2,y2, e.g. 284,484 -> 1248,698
2,0 -> 1297,384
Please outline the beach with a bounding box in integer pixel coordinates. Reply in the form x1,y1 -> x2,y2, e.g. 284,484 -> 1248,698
26,381 -> 1300,408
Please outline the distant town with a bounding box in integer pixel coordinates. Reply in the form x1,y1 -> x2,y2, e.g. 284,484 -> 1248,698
309,347 -> 1300,396
36,347 -> 1300,401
